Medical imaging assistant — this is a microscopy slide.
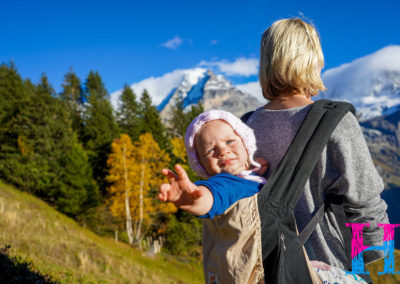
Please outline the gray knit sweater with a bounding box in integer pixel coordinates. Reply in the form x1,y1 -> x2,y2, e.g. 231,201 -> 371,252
246,104 -> 389,268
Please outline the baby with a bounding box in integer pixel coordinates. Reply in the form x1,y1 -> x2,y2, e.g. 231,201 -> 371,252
158,109 -> 366,284
159,110 -> 267,218
159,110 -> 267,283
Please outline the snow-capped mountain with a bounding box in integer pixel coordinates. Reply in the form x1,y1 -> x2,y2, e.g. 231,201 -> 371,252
320,45 -> 400,120
111,68 -> 263,121
159,69 -> 262,121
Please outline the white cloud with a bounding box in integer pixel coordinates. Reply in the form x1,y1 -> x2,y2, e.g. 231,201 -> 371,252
199,57 -> 258,76
209,40 -> 218,45
236,81 -> 265,102
161,35 -> 183,49
110,68 -> 207,109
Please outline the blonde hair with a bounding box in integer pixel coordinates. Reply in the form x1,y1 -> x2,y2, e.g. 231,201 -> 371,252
259,18 -> 326,100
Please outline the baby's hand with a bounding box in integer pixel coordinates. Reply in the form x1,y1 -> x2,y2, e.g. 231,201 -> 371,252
254,157 -> 268,175
158,164 -> 203,211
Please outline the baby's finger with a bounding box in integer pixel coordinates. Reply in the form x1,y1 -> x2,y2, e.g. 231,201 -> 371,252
158,192 -> 166,202
174,164 -> 189,181
161,168 -> 169,176
158,183 -> 171,201
162,168 -> 178,183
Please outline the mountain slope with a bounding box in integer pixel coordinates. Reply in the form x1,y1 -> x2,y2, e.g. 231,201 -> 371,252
321,45 -> 400,120
361,109 -> 400,188
0,180 -> 203,283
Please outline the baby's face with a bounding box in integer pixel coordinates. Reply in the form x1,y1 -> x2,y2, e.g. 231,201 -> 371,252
195,120 -> 249,176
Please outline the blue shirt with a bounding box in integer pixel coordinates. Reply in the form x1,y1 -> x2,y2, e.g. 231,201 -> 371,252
195,172 -> 263,218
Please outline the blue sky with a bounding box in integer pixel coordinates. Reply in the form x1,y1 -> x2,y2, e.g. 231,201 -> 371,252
1,0 -> 399,95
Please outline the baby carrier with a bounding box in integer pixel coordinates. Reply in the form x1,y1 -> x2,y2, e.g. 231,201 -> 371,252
241,100 -> 370,283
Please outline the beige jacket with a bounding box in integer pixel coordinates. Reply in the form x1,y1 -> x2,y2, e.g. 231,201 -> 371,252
202,194 -> 264,284
202,194 -> 321,284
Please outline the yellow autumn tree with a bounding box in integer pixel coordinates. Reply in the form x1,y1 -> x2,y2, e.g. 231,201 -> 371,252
107,133 -> 176,249
170,137 -> 189,170
170,136 -> 200,182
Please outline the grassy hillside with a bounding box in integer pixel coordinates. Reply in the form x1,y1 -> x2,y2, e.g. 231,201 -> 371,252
0,180 -> 204,283
366,250 -> 400,284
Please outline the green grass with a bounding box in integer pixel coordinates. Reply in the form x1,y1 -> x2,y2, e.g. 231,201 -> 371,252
0,180 -> 204,283
366,249 -> 400,284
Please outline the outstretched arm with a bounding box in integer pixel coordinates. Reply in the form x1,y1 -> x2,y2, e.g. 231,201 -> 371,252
158,164 -> 213,216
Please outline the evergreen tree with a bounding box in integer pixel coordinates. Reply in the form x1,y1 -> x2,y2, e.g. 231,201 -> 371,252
59,68 -> 84,137
139,89 -> 169,149
186,103 -> 204,124
0,63 -> 38,192
0,63 -> 26,151
34,74 -> 100,215
0,66 -> 99,216
83,71 -> 119,193
57,133 -> 99,216
0,68 -> 51,195
168,95 -> 204,139
168,95 -> 186,138
117,84 -> 141,141
35,74 -> 101,214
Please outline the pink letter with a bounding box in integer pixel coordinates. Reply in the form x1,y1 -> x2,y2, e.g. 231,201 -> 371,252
346,223 -> 370,275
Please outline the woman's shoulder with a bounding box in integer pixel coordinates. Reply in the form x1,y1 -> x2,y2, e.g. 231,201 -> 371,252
330,111 -> 362,142
327,111 -> 375,164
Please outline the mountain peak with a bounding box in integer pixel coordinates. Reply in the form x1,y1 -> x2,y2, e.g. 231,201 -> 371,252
321,45 -> 400,120
158,70 -> 261,122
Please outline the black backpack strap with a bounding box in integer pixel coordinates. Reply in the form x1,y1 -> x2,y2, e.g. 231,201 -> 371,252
298,199 -> 327,246
243,101 -> 356,260
258,100 -> 355,206
299,197 -> 370,281
258,100 -> 356,273
298,195 -> 351,253
306,196 -> 373,284
285,101 -> 355,207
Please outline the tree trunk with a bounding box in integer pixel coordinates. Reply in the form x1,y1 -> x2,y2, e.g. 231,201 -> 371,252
123,143 -> 134,245
135,155 -> 145,250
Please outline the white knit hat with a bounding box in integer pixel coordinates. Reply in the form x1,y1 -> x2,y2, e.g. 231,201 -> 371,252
184,110 -> 261,179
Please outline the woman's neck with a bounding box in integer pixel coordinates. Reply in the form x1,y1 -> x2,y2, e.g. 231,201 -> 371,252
264,92 -> 313,110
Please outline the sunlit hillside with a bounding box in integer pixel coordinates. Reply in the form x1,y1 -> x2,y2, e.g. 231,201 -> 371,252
367,252 -> 400,284
0,180 -> 203,283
